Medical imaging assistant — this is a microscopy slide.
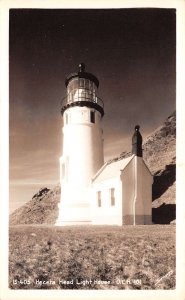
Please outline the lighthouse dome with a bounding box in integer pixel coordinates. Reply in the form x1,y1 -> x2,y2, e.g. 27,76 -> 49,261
65,63 -> 99,88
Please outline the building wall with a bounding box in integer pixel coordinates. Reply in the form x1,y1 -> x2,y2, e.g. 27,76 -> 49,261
121,158 -> 135,225
92,177 -> 122,225
134,157 -> 153,224
142,161 -> 153,224
91,157 -> 152,226
62,106 -> 104,188
121,157 -> 152,225
134,157 -> 144,224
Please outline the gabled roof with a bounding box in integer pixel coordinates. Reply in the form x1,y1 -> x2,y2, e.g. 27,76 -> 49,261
92,155 -> 134,183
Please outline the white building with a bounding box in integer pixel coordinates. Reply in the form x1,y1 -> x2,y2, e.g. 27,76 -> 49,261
55,64 -> 153,226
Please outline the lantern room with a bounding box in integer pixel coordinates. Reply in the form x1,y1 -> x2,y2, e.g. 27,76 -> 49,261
61,63 -> 104,116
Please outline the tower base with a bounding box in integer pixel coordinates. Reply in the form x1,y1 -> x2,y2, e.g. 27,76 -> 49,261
55,220 -> 92,226
55,202 -> 92,226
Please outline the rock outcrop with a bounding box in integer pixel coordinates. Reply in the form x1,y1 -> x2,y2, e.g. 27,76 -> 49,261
10,185 -> 60,225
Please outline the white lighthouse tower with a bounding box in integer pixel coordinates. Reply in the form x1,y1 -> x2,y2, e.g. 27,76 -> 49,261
56,63 -> 104,225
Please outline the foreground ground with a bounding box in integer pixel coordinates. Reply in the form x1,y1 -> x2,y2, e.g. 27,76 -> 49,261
9,225 -> 175,290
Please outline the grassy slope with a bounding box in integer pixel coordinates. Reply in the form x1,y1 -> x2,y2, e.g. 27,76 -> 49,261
9,225 -> 175,290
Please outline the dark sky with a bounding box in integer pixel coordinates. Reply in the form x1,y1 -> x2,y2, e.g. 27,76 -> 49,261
9,8 -> 176,212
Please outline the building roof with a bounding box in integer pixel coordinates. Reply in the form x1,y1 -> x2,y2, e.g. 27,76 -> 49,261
92,155 -> 134,183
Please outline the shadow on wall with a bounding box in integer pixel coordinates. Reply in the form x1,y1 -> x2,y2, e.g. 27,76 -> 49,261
152,203 -> 176,224
152,163 -> 176,201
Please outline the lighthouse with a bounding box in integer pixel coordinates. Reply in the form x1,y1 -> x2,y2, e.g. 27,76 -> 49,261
56,63 -> 104,225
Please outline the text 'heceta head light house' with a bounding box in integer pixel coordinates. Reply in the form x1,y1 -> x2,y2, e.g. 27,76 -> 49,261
56,63 -> 104,225
56,63 -> 153,226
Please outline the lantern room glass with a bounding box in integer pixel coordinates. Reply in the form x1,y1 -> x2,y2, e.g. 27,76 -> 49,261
67,78 -> 98,103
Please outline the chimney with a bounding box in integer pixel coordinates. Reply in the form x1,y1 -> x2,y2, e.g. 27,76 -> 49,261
132,125 -> 143,157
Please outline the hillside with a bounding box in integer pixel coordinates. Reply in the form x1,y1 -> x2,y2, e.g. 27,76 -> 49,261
9,185 -> 61,225
115,111 -> 176,223
9,111 -> 176,225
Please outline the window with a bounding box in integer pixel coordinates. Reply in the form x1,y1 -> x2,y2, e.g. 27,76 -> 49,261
110,188 -> 115,206
89,80 -> 93,91
85,79 -> 89,90
79,78 -> 85,88
68,78 -> 78,95
65,113 -> 68,124
61,157 -> 69,181
92,82 -> 96,93
90,111 -> 95,123
61,163 -> 65,179
97,191 -> 101,207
